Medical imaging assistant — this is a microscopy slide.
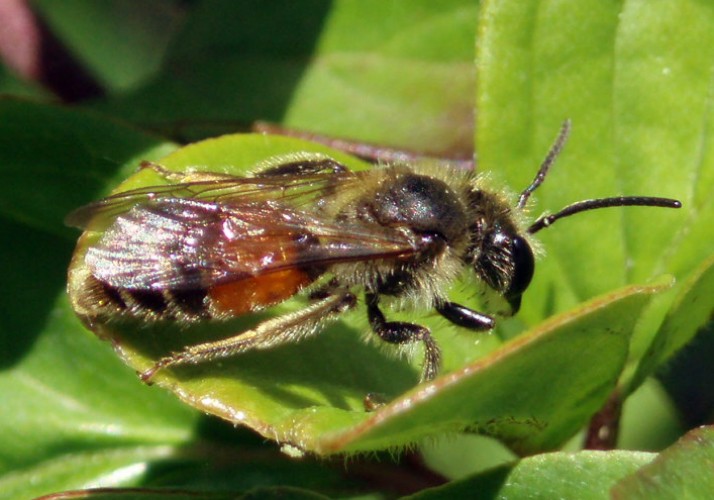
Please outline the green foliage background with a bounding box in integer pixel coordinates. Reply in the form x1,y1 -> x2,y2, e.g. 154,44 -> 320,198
0,1 -> 713,498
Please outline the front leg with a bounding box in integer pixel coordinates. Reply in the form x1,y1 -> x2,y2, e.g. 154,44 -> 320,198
436,301 -> 494,330
254,156 -> 349,177
366,293 -> 441,382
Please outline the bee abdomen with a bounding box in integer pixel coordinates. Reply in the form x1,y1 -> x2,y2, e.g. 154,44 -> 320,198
70,266 -> 211,322
117,286 -> 212,321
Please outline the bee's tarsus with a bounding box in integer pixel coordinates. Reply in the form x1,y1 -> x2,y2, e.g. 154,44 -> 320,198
254,156 -> 350,177
363,392 -> 389,411
420,335 -> 441,382
139,364 -> 161,384
138,160 -> 180,180
366,293 -> 442,382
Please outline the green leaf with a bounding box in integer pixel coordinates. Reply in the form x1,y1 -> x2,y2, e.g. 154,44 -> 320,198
407,450 -> 654,499
32,0 -> 181,91
0,98 -> 177,235
93,0 -> 477,155
618,379 -> 683,452
630,255 -> 714,391
612,426 -> 714,498
0,447 -> 184,500
37,486 -> 331,500
0,65 -> 49,99
657,320 -> 714,428
316,284 -> 663,455
476,0 -> 714,392
0,100 -> 196,496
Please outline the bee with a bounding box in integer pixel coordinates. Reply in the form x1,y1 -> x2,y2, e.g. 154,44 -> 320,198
66,121 -> 681,383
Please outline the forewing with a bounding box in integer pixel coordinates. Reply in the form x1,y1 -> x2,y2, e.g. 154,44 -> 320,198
66,170 -> 358,231
85,197 -> 417,291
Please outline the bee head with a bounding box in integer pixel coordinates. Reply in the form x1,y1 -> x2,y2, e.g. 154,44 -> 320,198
472,119 -> 680,316
470,222 -> 535,314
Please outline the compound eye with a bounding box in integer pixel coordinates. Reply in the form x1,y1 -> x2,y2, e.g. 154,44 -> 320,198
505,235 -> 535,308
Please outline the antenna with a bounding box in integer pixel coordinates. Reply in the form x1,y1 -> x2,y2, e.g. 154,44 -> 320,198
528,196 -> 681,234
517,119 -> 681,233
518,119 -> 572,209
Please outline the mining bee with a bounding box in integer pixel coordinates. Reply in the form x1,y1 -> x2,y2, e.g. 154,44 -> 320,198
66,121 -> 681,383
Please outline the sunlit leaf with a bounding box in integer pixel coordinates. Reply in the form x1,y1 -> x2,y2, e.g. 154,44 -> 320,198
612,426 -> 714,499
407,450 -> 654,499
476,0 -> 714,395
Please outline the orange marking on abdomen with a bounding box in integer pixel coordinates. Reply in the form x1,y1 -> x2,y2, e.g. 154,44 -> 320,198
208,269 -> 315,315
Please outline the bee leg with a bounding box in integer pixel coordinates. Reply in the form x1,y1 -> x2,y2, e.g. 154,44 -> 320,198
140,291 -> 356,383
365,293 -> 441,382
435,301 -> 495,330
254,157 -> 349,177
140,155 -> 349,184
252,122 -> 474,169
138,161 -> 240,182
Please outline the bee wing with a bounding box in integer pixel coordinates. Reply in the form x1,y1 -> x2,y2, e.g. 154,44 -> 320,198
85,197 -> 418,291
66,170 -> 356,231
